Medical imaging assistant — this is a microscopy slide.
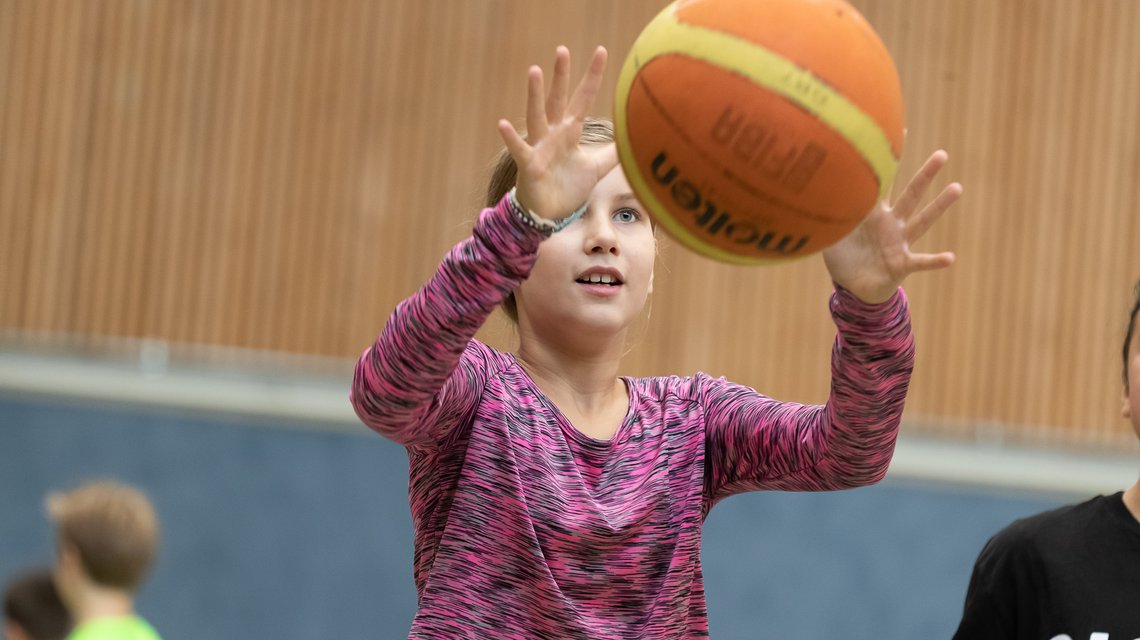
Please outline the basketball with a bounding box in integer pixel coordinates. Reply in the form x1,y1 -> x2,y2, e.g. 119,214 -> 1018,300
614,0 -> 905,265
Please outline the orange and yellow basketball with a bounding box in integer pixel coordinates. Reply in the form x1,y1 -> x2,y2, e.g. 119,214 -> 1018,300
615,0 -> 904,265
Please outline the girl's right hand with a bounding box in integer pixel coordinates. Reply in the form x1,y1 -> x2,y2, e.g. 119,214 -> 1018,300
497,46 -> 619,221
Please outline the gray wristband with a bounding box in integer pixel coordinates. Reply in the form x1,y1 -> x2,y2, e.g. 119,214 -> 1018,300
507,187 -> 587,237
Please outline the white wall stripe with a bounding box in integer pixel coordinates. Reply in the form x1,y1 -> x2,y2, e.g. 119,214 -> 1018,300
2,349 -> 1135,497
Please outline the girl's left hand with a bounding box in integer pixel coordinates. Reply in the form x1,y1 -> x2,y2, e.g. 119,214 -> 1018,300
822,149 -> 962,304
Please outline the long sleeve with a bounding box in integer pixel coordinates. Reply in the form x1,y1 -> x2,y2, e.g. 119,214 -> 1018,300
702,286 -> 914,505
350,197 -> 545,448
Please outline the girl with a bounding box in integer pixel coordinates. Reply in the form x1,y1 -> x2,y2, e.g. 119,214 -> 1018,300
352,46 -> 961,639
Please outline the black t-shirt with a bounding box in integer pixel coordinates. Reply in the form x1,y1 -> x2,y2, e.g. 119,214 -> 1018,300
953,492 -> 1140,640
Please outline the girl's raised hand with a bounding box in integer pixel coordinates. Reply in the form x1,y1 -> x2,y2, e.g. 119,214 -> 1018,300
497,46 -> 619,221
822,150 -> 962,303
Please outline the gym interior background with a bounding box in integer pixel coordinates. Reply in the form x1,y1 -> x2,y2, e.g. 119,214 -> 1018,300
2,1 -> 1138,638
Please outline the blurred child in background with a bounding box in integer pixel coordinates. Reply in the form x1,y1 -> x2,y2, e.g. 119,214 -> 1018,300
47,481 -> 161,640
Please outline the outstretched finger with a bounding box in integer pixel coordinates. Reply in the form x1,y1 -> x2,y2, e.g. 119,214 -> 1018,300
566,46 -> 609,121
526,65 -> 549,140
906,182 -> 962,242
497,118 -> 530,162
892,150 -> 949,219
589,142 -> 620,180
906,251 -> 957,274
546,46 -> 571,124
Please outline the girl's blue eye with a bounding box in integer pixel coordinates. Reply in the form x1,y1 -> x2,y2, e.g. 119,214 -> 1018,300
613,208 -> 640,223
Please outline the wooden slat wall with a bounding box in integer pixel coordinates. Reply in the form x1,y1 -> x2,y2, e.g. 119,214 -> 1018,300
2,0 -> 1138,449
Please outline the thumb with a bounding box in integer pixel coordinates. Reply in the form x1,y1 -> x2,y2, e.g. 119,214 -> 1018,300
591,142 -> 620,180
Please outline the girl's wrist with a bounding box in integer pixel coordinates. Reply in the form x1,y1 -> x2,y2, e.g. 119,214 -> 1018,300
507,187 -> 586,236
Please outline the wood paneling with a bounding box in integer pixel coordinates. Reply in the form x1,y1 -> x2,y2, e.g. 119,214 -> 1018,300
2,0 -> 1138,449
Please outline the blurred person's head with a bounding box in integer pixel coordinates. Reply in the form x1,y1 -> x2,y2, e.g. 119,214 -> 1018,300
3,569 -> 71,640
46,481 -> 159,612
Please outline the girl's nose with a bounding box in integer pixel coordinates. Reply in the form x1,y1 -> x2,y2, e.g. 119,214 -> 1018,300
583,212 -> 619,255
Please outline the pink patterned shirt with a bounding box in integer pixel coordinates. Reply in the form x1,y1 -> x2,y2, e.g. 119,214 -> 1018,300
351,196 -> 914,639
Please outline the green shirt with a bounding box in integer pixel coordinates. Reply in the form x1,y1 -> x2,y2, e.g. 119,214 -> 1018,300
66,616 -> 161,640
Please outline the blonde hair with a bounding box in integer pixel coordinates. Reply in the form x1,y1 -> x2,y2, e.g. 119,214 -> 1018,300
485,118 -> 616,323
47,481 -> 159,591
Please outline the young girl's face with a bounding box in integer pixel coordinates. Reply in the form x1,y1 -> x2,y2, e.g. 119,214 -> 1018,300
515,163 -> 656,339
